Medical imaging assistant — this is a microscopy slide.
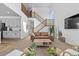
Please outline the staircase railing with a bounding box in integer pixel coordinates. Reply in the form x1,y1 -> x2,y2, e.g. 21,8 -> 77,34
21,3 -> 48,32
32,12 -> 45,22
35,19 -> 47,28
34,19 -> 47,32
32,12 -> 47,32
21,3 -> 45,22
21,3 -> 32,17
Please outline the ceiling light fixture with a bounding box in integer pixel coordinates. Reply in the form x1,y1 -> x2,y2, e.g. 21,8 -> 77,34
7,11 -> 10,14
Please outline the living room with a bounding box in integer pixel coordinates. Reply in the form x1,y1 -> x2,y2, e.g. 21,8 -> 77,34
0,3 -> 79,56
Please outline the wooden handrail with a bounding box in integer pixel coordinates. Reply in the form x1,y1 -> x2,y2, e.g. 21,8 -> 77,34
33,12 -> 44,20
35,19 -> 47,29
32,12 -> 45,22
34,19 -> 47,32
21,3 -> 32,17
38,25 -> 46,32
35,24 -> 46,32
21,3 -> 45,22
21,3 -> 48,32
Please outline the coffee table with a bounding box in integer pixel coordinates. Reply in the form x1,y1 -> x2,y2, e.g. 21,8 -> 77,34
34,39 -> 52,46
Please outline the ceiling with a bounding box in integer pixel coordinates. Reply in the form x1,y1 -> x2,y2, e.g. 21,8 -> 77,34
0,3 -> 20,16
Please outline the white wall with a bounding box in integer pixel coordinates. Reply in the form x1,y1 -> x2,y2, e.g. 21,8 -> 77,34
32,7 -> 50,32
30,18 -> 40,28
4,3 -> 50,36
52,3 -> 79,46
0,4 -> 19,16
40,26 -> 49,32
32,7 -> 50,19
4,3 -> 29,39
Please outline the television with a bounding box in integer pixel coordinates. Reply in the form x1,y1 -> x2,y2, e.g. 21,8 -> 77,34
65,14 -> 79,29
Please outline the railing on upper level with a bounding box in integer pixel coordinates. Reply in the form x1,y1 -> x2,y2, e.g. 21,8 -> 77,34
34,19 -> 47,32
21,3 -> 45,22
35,19 -> 47,28
32,12 -> 45,22
21,3 -> 53,32
21,3 -> 32,17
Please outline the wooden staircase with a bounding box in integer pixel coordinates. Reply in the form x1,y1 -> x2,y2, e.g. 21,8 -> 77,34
21,3 -> 32,17
34,19 -> 47,32
32,12 -> 45,22
21,3 -> 48,32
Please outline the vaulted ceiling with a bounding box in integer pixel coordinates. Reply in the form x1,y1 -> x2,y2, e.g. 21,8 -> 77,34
0,3 -> 20,16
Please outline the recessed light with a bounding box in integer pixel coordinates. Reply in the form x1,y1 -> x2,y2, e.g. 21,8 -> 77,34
7,11 -> 10,14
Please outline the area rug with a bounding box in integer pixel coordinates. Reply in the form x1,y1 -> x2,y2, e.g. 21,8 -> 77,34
0,43 -> 13,53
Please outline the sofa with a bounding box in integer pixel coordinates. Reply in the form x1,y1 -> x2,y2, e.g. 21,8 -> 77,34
31,32 -> 54,42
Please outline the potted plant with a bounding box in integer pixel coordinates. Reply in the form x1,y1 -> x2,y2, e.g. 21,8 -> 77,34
47,47 -> 57,56
49,25 -> 55,36
22,43 -> 37,56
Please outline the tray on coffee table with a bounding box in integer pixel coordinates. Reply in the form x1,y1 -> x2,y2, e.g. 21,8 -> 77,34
34,39 -> 52,46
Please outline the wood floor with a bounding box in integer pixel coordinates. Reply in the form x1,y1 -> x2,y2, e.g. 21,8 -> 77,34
0,36 -> 75,56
